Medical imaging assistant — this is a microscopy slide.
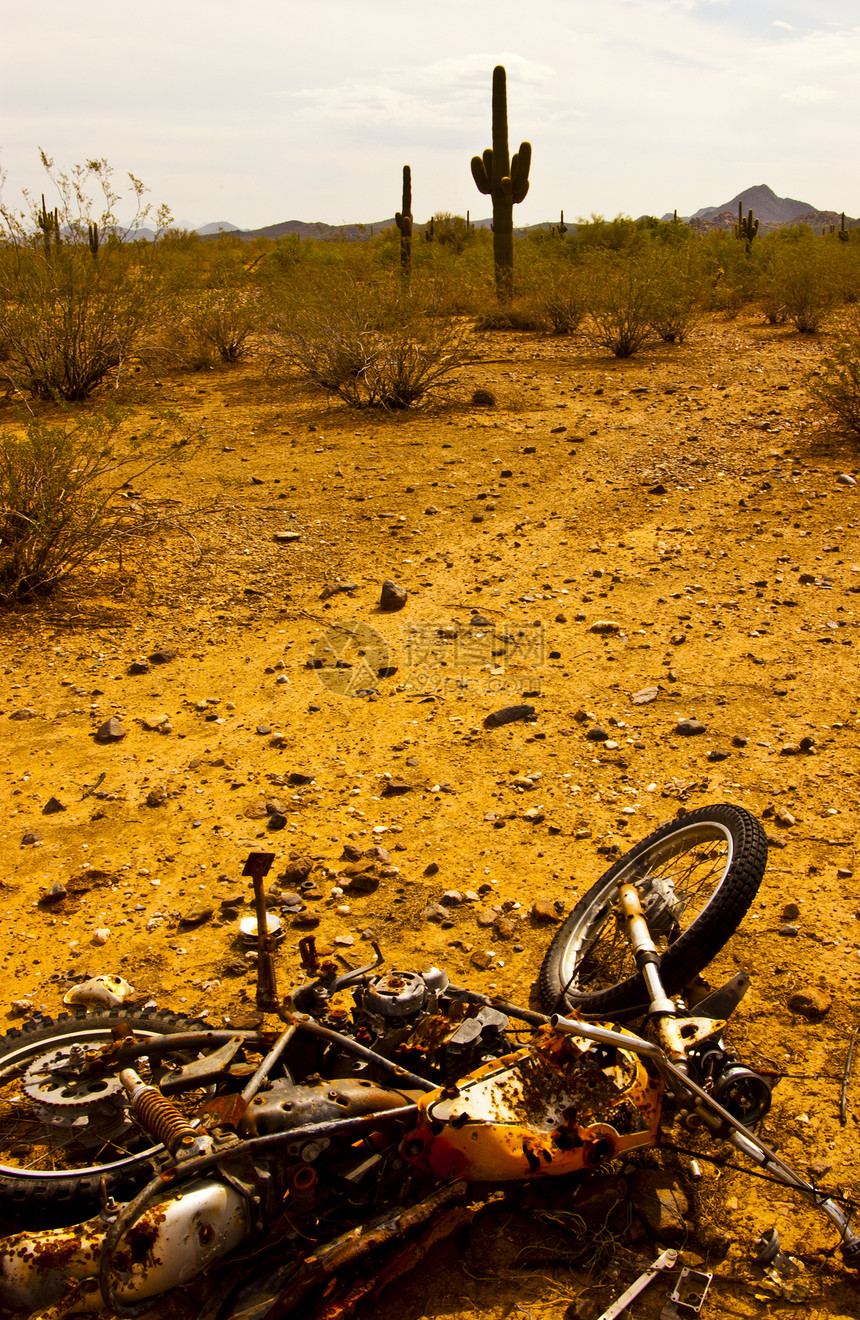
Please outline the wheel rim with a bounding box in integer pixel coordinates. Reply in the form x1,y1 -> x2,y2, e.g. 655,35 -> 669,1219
558,821 -> 734,999
0,1024 -> 206,1182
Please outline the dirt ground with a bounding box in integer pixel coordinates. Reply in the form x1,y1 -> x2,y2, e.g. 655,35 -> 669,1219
2,313 -> 860,1319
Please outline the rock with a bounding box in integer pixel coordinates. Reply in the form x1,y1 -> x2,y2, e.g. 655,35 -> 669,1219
146,786 -> 168,807
589,620 -> 620,635
472,389 -> 496,407
808,1157 -> 833,1179
423,903 -> 450,923
149,649 -> 175,665
244,800 -> 269,820
21,832 -> 42,846
531,897 -> 562,923
585,726 -> 609,742
732,735 -> 748,747
382,778 -> 412,796
289,770 -> 315,786
788,988 -> 831,1019
476,908 -> 498,927
265,798 -> 288,816
779,923 -> 799,937
495,916 -> 515,939
484,704 -> 535,729
364,845 -> 390,863
707,749 -> 730,762
255,724 -> 272,736
572,1174 -> 629,1224
129,660 -> 150,675
341,870 -> 380,894
424,861 -> 439,877
273,531 -> 301,543
440,890 -> 463,907
632,685 -> 658,705
783,902 -> 800,921
38,881 -> 68,906
675,718 -> 705,736
9,708 -> 37,721
837,473 -> 857,486
380,579 -> 408,611
267,813 -> 288,831
92,928 -> 111,946
629,1170 -> 689,1240
179,903 -> 214,928
281,856 -> 315,882
95,717 -> 125,743
775,806 -> 796,826
42,796 -> 65,815
471,950 -> 494,970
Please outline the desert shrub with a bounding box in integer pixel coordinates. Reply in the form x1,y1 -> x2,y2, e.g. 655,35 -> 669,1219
0,155 -> 166,400
273,272 -> 475,410
807,336 -> 860,434
145,288 -> 260,370
583,250 -> 656,357
646,247 -> 709,343
474,304 -> 545,332
763,233 -> 840,333
0,407 -> 193,603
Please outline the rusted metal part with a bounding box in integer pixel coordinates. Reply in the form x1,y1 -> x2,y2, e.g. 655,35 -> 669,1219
240,1075 -> 412,1138
314,1201 -> 479,1320
654,1016 -> 725,1062
233,1180 -> 470,1320
595,1248 -> 678,1320
160,1034 -> 248,1093
242,852 -> 279,1014
119,1067 -> 209,1158
840,1025 -> 858,1126
403,1026 -> 662,1181
285,1012 -> 437,1093
198,1092 -> 250,1129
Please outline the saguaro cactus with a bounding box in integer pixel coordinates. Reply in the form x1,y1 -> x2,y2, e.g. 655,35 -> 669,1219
394,165 -> 413,289
471,65 -> 531,303
735,200 -> 759,250
36,194 -> 60,254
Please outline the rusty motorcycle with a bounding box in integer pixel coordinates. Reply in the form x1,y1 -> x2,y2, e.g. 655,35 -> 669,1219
0,803 -> 856,1318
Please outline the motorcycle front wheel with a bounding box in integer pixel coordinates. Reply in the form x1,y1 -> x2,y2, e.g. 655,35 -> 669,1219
0,1008 -> 213,1221
538,804 -> 767,1017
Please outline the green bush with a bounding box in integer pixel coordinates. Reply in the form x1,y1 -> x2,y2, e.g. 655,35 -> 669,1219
272,271 -> 476,410
0,408 -> 192,603
583,250 -> 656,358
807,336 -> 860,434
763,233 -> 840,333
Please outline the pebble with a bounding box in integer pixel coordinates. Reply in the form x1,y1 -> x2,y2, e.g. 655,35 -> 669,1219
21,832 -> 42,846
9,708 -> 37,721
837,473 -> 857,486
92,928 -> 111,946
707,749 -> 730,762
589,620 -> 620,635
179,903 -> 214,928
775,806 -> 796,826
38,881 -> 68,906
380,579 -> 408,611
531,897 -> 562,923
42,796 -> 65,815
585,726 -> 609,742
440,890 -> 464,906
779,923 -> 799,937
787,988 -> 831,1019
632,685 -> 658,705
129,660 -> 150,675
149,649 -> 175,665
423,903 -> 450,924
95,717 -> 125,743
471,950 -> 494,970
484,704 -> 535,729
675,718 -> 706,736
783,902 -> 800,921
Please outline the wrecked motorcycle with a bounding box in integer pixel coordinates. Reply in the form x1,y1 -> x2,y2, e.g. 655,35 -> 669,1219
0,802 -> 857,1318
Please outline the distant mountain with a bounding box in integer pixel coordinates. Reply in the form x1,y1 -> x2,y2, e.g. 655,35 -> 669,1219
195,221 -> 240,236
241,218 -> 397,242
694,184 -> 812,225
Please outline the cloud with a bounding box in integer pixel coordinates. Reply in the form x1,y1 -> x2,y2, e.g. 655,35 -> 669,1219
782,83 -> 836,103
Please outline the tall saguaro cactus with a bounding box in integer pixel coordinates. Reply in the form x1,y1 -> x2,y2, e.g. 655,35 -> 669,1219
735,200 -> 759,251
471,65 -> 531,303
394,165 -> 413,290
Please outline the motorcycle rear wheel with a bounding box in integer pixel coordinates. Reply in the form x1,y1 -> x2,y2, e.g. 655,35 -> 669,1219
0,1008 -> 212,1220
538,804 -> 767,1017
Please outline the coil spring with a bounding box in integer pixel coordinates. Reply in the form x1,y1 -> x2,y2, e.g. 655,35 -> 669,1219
131,1085 -> 198,1153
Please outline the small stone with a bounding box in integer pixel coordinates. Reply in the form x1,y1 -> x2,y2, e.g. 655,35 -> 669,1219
779,923 -> 799,937
494,916 -> 515,939
531,897 -> 562,923
707,749 -> 730,762
380,579 -> 408,611
382,778 -> 412,796
128,660 -> 150,675
585,726 -> 609,742
476,907 -> 497,927
149,649 -> 175,665
788,988 -> 831,1019
483,704 -> 535,729
470,950 -> 494,970
423,903 -> 449,923
440,890 -> 464,906
783,902 -> 800,921
837,473 -> 857,486
631,685 -> 658,705
9,708 -> 37,721
38,881 -> 68,906
42,796 -> 65,815
179,903 -> 214,928
629,1170 -> 689,1240
273,531 -> 301,543
267,813 -> 288,831
731,734 -> 748,748
808,1157 -> 833,1179
675,718 -> 705,736
256,724 -> 272,736
364,845 -> 391,863
21,832 -> 42,846
589,620 -> 620,635
146,786 -> 168,807
92,927 -> 111,946
288,771 -> 314,786
775,806 -> 796,826
423,861 -> 439,877
95,717 -> 125,743
472,389 -> 496,407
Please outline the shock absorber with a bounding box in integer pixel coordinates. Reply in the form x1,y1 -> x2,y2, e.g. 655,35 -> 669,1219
119,1068 -> 211,1159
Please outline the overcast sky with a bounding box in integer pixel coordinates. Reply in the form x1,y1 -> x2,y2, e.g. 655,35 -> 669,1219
4,0 -> 860,231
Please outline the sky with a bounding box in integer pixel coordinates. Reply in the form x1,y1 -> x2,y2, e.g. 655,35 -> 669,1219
4,0 -> 860,231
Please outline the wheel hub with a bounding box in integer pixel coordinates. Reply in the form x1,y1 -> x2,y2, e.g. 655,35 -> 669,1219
23,1044 -> 125,1112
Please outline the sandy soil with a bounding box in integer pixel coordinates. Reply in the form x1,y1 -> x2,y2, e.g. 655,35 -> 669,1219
2,313 -> 860,1319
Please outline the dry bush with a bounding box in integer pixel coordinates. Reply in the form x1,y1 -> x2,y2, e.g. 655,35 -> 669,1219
272,272 -> 476,410
807,336 -> 860,435
0,407 -> 195,603
583,251 -> 655,358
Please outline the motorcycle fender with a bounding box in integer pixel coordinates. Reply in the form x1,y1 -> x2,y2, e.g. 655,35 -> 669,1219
401,1033 -> 662,1182
0,1177 -> 250,1313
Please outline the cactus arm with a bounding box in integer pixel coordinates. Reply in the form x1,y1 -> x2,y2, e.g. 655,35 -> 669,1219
511,142 -> 531,204
471,155 -> 491,194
